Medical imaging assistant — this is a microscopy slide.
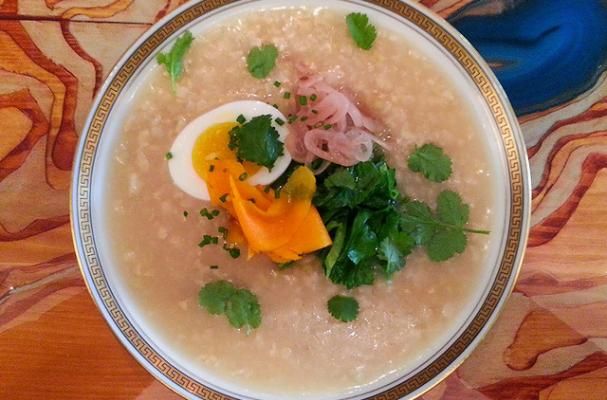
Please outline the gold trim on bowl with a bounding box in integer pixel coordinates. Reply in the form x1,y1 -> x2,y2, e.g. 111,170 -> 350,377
71,0 -> 530,399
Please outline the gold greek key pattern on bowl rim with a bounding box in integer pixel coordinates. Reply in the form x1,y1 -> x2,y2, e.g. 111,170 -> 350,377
71,0 -> 529,399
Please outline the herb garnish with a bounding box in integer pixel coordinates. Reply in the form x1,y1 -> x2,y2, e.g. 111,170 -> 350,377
223,244 -> 241,259
328,295 -> 359,322
401,190 -> 489,261
246,44 -> 278,79
273,80 -> 282,87
236,114 -> 246,124
200,208 -> 219,220
314,153 -> 488,288
229,114 -> 284,169
219,193 -> 229,203
156,31 -> 194,93
298,95 -> 308,106
198,280 -> 261,330
407,144 -> 452,182
346,13 -> 377,50
198,235 -> 219,248
283,92 -> 291,99
165,152 -> 173,160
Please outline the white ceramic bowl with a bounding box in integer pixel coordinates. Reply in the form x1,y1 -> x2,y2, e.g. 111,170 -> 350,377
71,1 -> 531,399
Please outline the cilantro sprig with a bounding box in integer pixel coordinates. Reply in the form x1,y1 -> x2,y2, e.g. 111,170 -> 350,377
401,190 -> 489,261
314,153 -> 489,289
229,115 -> 284,169
328,295 -> 359,322
246,44 -> 278,79
156,31 -> 194,94
199,280 -> 261,330
407,144 -> 453,182
346,13 -> 377,50
314,156 -> 414,288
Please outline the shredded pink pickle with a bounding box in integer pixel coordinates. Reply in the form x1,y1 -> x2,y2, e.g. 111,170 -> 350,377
285,69 -> 388,170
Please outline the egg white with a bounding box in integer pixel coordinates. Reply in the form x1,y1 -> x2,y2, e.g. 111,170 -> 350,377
168,100 -> 292,200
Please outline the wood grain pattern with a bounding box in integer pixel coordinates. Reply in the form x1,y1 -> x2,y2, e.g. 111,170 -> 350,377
1,0 -> 606,399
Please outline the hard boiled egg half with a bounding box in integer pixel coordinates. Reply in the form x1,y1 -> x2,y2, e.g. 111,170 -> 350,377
168,100 -> 292,200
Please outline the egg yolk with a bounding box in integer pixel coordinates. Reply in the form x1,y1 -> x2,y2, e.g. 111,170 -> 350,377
192,121 -> 260,181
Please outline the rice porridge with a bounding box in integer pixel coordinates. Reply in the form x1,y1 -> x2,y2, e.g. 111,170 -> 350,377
105,7 -> 495,397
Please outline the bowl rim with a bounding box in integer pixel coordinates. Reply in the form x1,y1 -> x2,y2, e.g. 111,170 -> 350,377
70,0 -> 531,399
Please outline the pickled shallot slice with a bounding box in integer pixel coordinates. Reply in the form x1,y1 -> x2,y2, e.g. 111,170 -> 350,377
285,71 -> 387,166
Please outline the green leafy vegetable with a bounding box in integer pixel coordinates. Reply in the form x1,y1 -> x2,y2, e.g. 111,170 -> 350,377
229,115 -> 284,169
314,155 -> 414,288
327,295 -> 359,322
407,144 -> 452,182
246,44 -> 278,79
400,190 -> 488,261
314,152 -> 489,287
346,13 -> 377,50
198,280 -> 261,330
156,31 -> 194,93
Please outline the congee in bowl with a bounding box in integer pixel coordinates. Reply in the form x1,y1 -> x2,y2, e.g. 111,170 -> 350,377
72,1 -> 528,399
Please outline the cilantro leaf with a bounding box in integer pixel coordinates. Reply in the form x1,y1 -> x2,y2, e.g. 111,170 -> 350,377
156,31 -> 194,93
328,295 -> 359,322
346,211 -> 378,265
325,169 -> 356,190
225,289 -> 261,329
427,228 -> 467,262
378,231 -> 415,278
400,190 -> 487,262
437,190 -> 469,226
198,280 -> 236,315
407,144 -> 452,182
346,13 -> 377,50
246,44 -> 278,79
198,280 -> 261,330
229,115 -> 284,169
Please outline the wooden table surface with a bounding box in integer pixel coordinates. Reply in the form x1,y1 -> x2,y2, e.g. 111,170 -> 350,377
1,0 -> 606,399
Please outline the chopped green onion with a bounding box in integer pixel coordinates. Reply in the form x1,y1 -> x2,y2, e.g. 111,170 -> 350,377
273,80 -> 282,87
239,172 -> 248,181
288,115 -> 298,124
300,116 -> 308,122
275,117 -> 285,126
200,208 -> 217,220
310,94 -> 318,101
198,235 -> 218,248
298,95 -> 308,106
236,114 -> 246,124
183,210 -> 189,217
219,193 -> 229,203
165,152 -> 173,160
223,243 -> 241,258
323,124 -> 333,130
311,109 -> 318,114
283,91 -> 291,99
272,103 -> 279,109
